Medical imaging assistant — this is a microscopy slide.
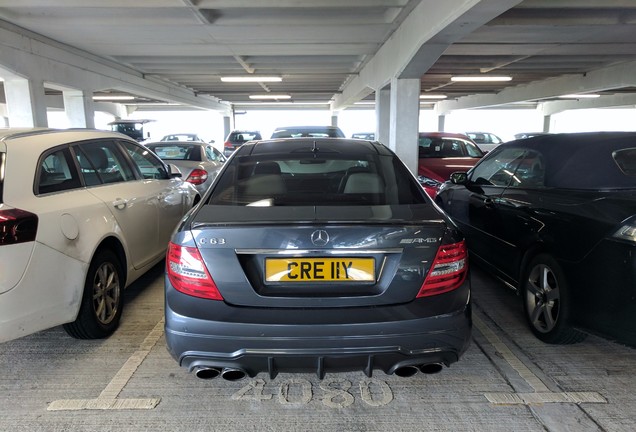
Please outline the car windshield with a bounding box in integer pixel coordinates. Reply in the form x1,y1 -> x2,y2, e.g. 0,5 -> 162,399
147,144 -> 201,161
208,153 -> 426,206
418,137 -> 483,158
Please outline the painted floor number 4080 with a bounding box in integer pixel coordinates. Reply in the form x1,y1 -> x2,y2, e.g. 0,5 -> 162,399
231,378 -> 394,408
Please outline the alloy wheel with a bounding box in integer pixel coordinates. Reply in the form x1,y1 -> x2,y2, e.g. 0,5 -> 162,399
92,262 -> 121,325
525,263 -> 561,334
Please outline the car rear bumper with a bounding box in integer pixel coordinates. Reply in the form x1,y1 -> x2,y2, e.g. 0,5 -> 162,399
0,243 -> 86,343
164,281 -> 472,378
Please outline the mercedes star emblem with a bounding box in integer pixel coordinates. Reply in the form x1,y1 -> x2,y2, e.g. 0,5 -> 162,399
310,230 -> 330,246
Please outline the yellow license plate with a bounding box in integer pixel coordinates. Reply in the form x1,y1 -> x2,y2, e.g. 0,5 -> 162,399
265,258 -> 375,282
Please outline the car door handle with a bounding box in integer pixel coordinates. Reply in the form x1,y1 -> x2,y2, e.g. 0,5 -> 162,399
112,198 -> 128,210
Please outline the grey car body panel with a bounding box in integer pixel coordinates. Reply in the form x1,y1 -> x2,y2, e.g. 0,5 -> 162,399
184,204 -> 448,308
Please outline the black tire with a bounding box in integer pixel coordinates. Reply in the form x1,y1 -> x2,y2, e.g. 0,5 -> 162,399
63,250 -> 124,339
521,254 -> 586,344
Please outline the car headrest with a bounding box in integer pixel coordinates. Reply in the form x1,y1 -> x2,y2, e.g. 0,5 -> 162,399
343,172 -> 384,194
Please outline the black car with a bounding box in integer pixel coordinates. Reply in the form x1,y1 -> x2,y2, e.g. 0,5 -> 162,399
223,130 -> 262,156
165,138 -> 471,380
436,132 -> 636,346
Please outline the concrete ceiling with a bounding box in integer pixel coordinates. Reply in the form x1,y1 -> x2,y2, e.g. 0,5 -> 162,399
1,0 -> 636,113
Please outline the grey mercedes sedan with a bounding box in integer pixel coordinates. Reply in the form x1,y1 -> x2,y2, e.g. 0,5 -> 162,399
165,137 -> 471,380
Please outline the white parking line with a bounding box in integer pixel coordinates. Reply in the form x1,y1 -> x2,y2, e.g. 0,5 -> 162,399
474,316 -> 606,405
47,319 -> 164,411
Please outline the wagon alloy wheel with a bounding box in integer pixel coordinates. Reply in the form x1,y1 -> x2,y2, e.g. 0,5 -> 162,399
521,254 -> 586,344
525,263 -> 560,333
63,250 -> 124,339
92,261 -> 120,325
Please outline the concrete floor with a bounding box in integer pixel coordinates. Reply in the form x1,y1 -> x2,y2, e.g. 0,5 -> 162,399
1,264 -> 635,432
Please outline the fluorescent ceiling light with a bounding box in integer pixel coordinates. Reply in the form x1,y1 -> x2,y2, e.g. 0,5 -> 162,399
559,94 -> 600,99
249,94 -> 291,100
237,101 -> 329,106
221,76 -> 282,83
93,95 -> 135,101
419,94 -> 447,99
450,76 -> 512,82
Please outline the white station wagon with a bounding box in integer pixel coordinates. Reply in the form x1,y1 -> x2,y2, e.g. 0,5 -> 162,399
0,128 -> 199,342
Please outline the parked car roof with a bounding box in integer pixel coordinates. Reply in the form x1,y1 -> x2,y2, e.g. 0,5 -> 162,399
270,125 -> 345,139
502,132 -> 636,189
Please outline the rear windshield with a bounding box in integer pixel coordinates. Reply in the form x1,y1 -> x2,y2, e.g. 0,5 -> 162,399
147,144 -> 201,161
229,132 -> 261,142
207,153 -> 426,206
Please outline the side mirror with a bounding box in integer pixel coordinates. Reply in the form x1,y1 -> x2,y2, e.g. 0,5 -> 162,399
450,171 -> 468,185
168,163 -> 182,178
209,139 -> 215,144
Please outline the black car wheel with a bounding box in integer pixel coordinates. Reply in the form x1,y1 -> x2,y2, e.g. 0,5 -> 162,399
63,250 -> 124,339
521,254 -> 586,344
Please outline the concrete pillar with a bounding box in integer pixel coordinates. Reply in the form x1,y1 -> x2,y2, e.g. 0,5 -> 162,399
389,78 -> 420,175
331,113 -> 338,127
543,115 -> 552,133
0,104 -> 8,127
437,114 -> 446,132
223,115 -> 231,140
375,87 -> 390,145
63,89 -> 95,128
4,77 -> 48,127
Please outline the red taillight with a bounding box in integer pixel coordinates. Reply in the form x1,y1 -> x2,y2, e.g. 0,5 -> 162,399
417,240 -> 467,298
166,242 -> 223,300
0,209 -> 38,246
186,169 -> 208,185
224,142 -> 233,150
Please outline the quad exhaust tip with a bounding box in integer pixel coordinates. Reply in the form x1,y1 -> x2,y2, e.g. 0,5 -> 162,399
419,363 -> 444,374
194,366 -> 221,380
194,364 -> 442,380
220,368 -> 248,381
394,363 -> 444,377
194,366 -> 248,381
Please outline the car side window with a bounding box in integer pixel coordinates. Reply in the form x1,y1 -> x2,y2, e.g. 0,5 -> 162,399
36,147 -> 82,194
206,146 -> 224,162
74,141 -> 135,186
119,140 -> 170,180
462,139 -> 483,157
509,151 -> 545,188
469,148 -> 527,187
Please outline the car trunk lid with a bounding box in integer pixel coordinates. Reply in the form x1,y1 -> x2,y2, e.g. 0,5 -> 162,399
188,204 -> 449,308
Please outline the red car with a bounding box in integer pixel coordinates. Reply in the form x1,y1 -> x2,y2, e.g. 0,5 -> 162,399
417,132 -> 484,197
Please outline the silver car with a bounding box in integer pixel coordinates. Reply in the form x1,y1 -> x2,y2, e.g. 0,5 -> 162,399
165,137 -> 472,381
0,128 -> 199,342
145,141 -> 226,195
